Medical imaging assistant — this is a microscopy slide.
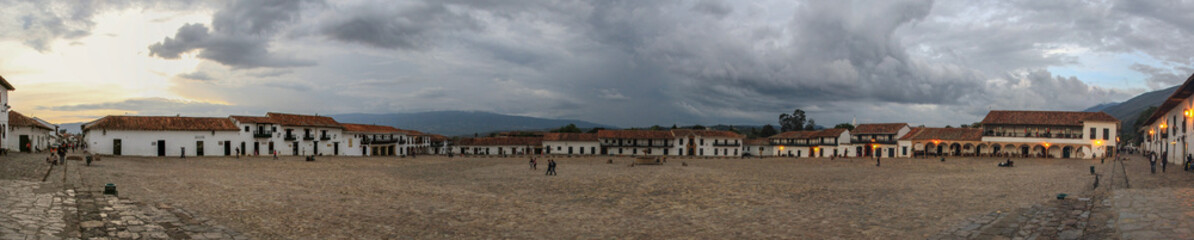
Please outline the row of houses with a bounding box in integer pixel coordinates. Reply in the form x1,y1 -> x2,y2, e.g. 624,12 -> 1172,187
1140,73 -> 1194,164
0,75 -> 58,153
81,113 -> 449,157
452,111 -> 1119,160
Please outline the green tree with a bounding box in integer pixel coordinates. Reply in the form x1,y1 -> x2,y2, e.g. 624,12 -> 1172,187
551,124 -> 583,133
759,124 -> 778,137
804,119 -> 816,130
970,122 -> 983,128
944,125 -> 953,128
671,124 -> 678,129
834,123 -> 855,130
779,109 -> 808,132
649,125 -> 665,131
587,127 -> 605,134
691,125 -> 706,130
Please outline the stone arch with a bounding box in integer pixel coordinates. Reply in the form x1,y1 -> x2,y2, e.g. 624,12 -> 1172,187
1032,145 -> 1047,157
950,143 -> 963,156
925,142 -> 938,156
1047,145 -> 1061,158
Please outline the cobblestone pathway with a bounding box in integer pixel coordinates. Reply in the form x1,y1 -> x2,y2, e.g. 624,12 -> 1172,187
0,180 -> 75,240
3,153 -> 250,240
1112,188 -> 1194,239
929,194 -> 1116,240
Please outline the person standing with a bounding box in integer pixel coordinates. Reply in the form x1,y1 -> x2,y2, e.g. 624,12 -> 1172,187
547,159 -> 557,176
875,153 -> 881,167
235,147 -> 241,159
530,157 -> 537,170
1150,153 -> 1157,174
181,147 -> 186,159
56,146 -> 67,164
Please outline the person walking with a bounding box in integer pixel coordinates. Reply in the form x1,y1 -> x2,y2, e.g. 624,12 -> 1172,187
875,153 -> 881,167
529,157 -> 537,170
235,147 -> 240,159
1186,154 -> 1193,171
181,147 -> 186,158
1162,153 -> 1169,172
546,159 -> 557,176
56,146 -> 67,165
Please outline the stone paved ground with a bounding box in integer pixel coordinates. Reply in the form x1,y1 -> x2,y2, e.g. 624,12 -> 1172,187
2,152 -> 249,240
1108,153 -> 1194,240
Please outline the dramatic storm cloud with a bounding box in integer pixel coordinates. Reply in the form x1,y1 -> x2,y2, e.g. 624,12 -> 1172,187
3,0 -> 1191,127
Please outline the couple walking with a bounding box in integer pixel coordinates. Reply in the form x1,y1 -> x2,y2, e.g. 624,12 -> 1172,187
530,157 -> 557,175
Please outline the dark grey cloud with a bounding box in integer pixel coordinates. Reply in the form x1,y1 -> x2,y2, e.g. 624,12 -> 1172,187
147,0 -> 317,68
1130,64 -> 1193,89
319,1 -> 480,49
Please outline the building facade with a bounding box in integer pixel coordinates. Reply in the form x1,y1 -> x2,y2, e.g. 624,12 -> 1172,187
0,75 -> 13,152
456,137 -> 543,156
1141,73 -> 1194,164
341,123 -> 405,157
981,111 -> 1118,159
851,123 -> 911,158
597,130 -> 674,156
898,127 -> 984,157
83,116 -> 243,157
671,129 -> 745,157
7,111 -> 54,152
543,132 -> 599,155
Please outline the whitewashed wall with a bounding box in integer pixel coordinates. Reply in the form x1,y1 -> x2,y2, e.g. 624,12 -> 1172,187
84,130 -> 242,157
544,141 -> 600,155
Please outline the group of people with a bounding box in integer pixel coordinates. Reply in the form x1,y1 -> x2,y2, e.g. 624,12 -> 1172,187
529,157 -> 558,176
1142,151 -> 1194,173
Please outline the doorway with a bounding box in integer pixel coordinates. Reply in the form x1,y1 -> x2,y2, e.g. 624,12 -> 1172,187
113,139 -> 122,156
268,142 -> 275,155
157,140 -> 166,156
313,141 -> 320,155
196,141 -> 204,156
333,142 -> 340,155
254,142 -> 260,155
18,135 -> 30,152
224,141 -> 231,156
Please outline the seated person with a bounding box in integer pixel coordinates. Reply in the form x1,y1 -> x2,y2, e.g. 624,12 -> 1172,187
998,159 -> 1014,167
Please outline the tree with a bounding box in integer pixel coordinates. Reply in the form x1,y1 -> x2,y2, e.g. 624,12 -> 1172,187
834,123 -> 855,130
586,127 -> 605,134
551,124 -> 583,133
649,125 -> 665,130
804,119 -> 816,130
671,124 -> 678,129
691,125 -> 706,130
759,124 -> 778,137
970,122 -> 983,128
944,125 -> 953,128
779,109 -> 808,132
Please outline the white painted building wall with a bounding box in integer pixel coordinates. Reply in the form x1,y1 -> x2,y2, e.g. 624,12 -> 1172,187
84,130 -> 242,157
1,88 -> 9,151
544,141 -> 600,155
459,145 -> 536,155
8,126 -> 53,152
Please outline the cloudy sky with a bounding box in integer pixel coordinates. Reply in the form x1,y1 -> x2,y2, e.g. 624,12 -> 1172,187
2,0 -> 1191,128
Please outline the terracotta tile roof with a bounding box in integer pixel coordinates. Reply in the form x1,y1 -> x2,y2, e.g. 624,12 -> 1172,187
670,129 -> 745,138
341,123 -> 402,133
809,128 -> 848,138
8,111 -> 52,130
428,134 -> 449,142
543,132 -> 598,141
266,112 -> 343,128
229,115 -> 279,124
0,74 -> 13,90
456,137 -> 543,146
596,130 -> 674,139
898,127 -> 982,141
397,129 -> 427,136
744,138 -> 770,146
83,115 -> 238,131
769,131 -> 816,139
1144,72 -> 1194,127
851,123 -> 908,135
981,110 -> 1119,127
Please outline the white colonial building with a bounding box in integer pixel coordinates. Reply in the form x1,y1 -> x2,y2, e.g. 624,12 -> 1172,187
264,112 -> 346,156
671,129 -> 745,157
897,127 -> 984,157
742,138 -> 773,157
83,116 -> 243,157
1141,73 -> 1194,164
456,137 -> 543,156
850,123 -> 911,158
7,111 -> 55,152
341,123 -> 404,156
981,110 -> 1118,159
766,128 -> 851,158
0,75 -> 13,152
597,130 -> 674,156
543,132 -> 599,155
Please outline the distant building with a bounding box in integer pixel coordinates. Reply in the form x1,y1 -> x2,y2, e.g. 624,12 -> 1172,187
742,138 -> 773,157
543,132 -> 599,155
596,130 -> 674,156
981,110 -> 1118,159
7,111 -> 54,152
456,137 -> 543,155
671,129 -> 745,157
341,123 -> 405,156
767,129 -> 851,158
850,123 -> 911,158
898,127 -> 984,157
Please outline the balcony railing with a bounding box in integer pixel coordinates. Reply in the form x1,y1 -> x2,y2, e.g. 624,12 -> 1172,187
984,132 -> 1084,139
712,142 -> 741,147
363,138 -> 398,144
284,135 -> 296,141
320,135 -> 331,141
303,135 -> 315,141
600,143 -> 673,147
253,131 -> 273,138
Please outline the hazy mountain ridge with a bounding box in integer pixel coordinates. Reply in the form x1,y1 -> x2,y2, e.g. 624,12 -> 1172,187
330,111 -> 615,137
1081,85 -> 1178,130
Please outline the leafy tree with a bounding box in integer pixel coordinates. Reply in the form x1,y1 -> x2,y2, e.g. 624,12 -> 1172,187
551,124 -> 583,133
759,124 -> 778,137
671,124 -> 678,129
944,125 -> 953,128
834,123 -> 855,130
971,122 -> 983,128
779,109 -> 808,132
649,125 -> 665,131
587,127 -> 605,134
960,124 -> 969,128
691,125 -> 706,130
804,120 -> 816,130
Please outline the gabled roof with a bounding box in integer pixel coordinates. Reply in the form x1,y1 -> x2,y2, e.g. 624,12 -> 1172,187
83,116 -> 239,131
0,74 -> 13,90
456,137 -> 543,146
981,110 -> 1118,127
543,132 -> 598,142
229,115 -> 279,124
744,138 -> 770,146
428,134 -> 450,142
852,123 -> 908,135
670,129 -> 745,138
898,127 -> 982,141
809,128 -> 848,137
1144,73 -> 1194,127
341,123 -> 403,133
596,130 -> 674,139
8,111 -> 52,131
266,112 -> 343,128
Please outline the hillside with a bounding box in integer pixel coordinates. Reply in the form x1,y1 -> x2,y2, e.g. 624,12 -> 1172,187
330,111 -> 615,137
1083,85 -> 1178,130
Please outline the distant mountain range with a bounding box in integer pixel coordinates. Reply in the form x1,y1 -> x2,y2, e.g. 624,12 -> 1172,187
330,111 -> 615,137
1082,85 -> 1179,130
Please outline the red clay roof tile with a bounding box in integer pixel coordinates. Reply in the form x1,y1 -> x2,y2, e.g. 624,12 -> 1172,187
543,133 -> 598,141
851,123 -> 908,135
266,112 -> 343,128
83,116 -> 238,131
456,137 -> 543,146
8,111 -> 52,130
981,111 -> 1118,127
596,130 -> 674,139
